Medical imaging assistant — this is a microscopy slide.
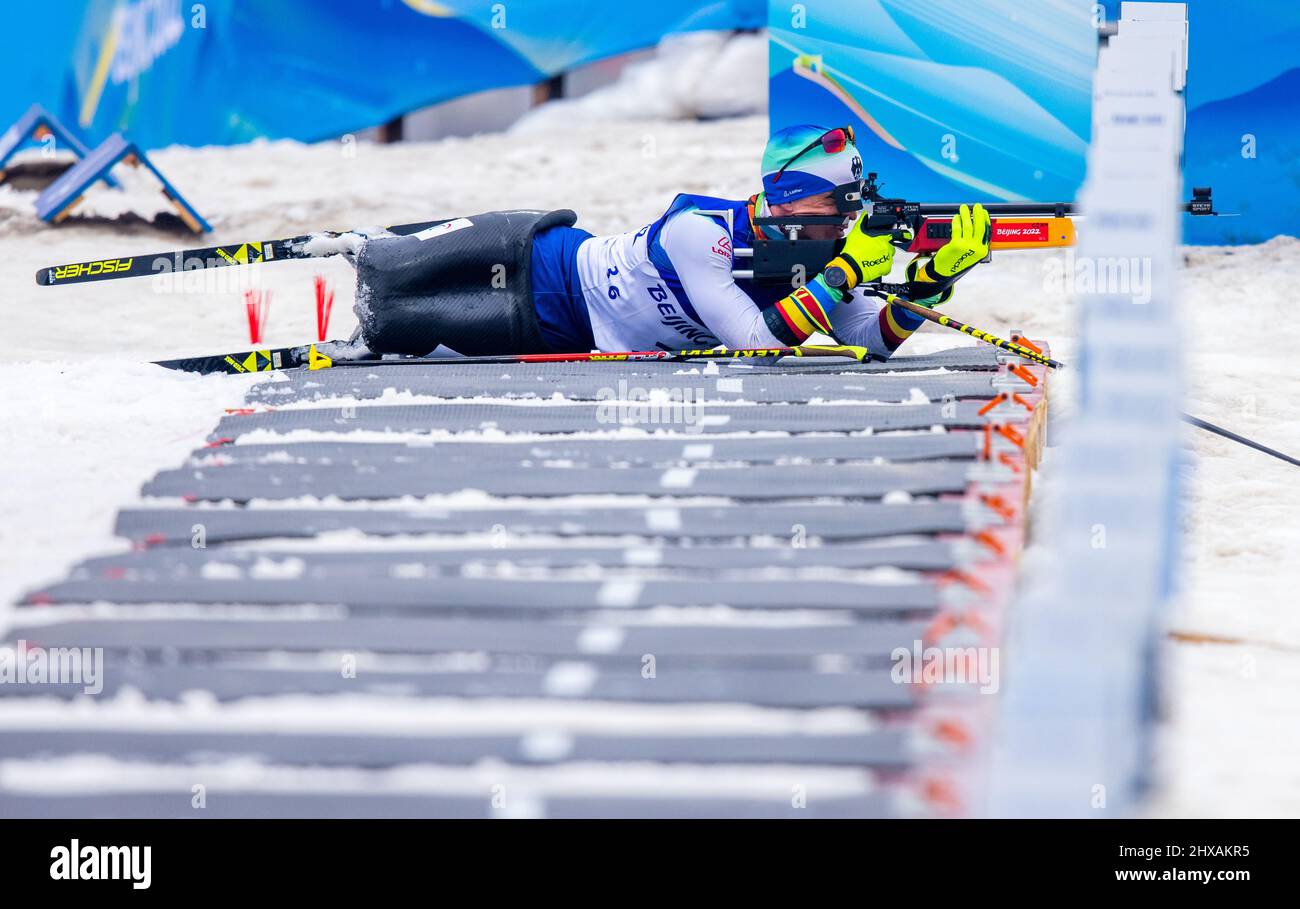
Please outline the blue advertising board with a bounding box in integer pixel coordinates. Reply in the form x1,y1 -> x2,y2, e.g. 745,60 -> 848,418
2,0 -> 765,149
769,0 -> 1298,244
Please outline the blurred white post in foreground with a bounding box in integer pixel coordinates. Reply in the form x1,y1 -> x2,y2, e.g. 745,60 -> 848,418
987,1 -> 1189,817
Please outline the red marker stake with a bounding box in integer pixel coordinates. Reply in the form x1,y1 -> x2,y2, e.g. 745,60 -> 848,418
244,289 -> 271,344
314,276 -> 334,342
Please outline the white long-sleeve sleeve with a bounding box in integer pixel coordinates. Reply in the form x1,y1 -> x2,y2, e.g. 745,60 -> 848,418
574,205 -> 922,357
660,211 -> 911,358
657,211 -> 787,349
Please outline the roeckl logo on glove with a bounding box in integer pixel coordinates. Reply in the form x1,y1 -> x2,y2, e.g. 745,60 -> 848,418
861,254 -> 890,267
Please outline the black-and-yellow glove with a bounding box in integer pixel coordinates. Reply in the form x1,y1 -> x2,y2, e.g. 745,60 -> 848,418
906,203 -> 990,303
822,209 -> 897,291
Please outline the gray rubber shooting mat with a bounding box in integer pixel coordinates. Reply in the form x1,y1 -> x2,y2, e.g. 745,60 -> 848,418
2,661 -> 916,708
193,432 -> 982,467
208,400 -> 988,441
0,727 -> 915,769
10,616 -> 933,658
494,346 -> 1000,371
74,541 -> 959,574
66,540 -> 959,576
247,368 -> 999,405
3,343 -> 1011,817
251,344 -> 1001,392
112,500 -> 972,544
0,791 -> 900,819
27,574 -> 938,613
144,459 -> 973,502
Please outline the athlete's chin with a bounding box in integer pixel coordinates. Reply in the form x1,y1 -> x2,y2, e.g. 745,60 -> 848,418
800,226 -> 843,242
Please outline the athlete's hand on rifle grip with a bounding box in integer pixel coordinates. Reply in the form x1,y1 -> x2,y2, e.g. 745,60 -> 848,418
821,211 -> 896,291
932,203 -> 990,278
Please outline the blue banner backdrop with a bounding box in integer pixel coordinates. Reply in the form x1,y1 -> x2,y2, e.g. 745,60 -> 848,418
770,0 -> 1298,245
769,1 -> 1094,210
3,0 -> 765,150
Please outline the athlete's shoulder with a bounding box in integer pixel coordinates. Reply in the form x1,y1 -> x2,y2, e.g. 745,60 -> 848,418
661,205 -> 737,265
661,193 -> 745,229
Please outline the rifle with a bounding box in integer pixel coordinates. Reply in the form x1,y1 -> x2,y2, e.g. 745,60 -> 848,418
738,173 -> 1220,285
860,171 -> 1218,254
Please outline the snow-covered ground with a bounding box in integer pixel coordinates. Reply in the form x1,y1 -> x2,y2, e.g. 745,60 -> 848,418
1,109 -> 1296,814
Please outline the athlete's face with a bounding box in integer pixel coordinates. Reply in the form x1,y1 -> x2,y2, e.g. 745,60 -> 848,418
768,193 -> 845,241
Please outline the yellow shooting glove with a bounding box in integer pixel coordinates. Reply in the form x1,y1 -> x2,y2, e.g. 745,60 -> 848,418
931,203 -> 990,278
821,209 -> 897,291
905,203 -> 990,305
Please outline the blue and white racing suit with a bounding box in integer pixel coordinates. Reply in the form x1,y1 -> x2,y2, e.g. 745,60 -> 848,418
529,193 -> 927,358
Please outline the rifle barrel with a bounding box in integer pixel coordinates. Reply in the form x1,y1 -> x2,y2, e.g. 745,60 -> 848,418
913,202 -> 1076,217
909,201 -> 1205,217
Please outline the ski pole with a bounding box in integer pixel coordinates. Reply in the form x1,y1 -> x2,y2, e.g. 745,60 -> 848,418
858,271 -> 1300,469
863,286 -> 1296,467
864,284 -> 1065,370
1182,414 -> 1300,469
153,342 -> 879,376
